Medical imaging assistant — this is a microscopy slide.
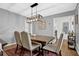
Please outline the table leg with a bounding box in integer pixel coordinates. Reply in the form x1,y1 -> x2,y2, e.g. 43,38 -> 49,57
42,44 -> 43,56
42,43 -> 45,56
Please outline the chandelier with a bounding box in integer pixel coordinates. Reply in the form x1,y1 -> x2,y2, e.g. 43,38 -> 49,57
26,3 -> 47,29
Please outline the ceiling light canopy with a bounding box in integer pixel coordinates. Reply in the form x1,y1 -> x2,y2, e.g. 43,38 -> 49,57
30,3 -> 38,8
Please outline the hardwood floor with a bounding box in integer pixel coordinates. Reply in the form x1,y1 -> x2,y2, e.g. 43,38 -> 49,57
4,40 -> 78,56
61,40 -> 78,56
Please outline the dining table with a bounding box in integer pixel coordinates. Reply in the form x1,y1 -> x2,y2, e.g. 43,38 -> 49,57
31,35 -> 54,45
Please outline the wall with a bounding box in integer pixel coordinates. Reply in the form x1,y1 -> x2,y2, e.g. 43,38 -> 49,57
53,15 -> 75,39
0,8 -> 27,43
75,4 -> 79,55
32,10 -> 75,37
33,16 -> 53,36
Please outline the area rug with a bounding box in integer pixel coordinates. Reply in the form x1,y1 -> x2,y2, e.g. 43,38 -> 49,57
4,47 -> 57,56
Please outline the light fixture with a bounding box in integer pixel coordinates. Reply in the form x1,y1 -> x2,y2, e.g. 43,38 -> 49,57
27,3 -> 47,29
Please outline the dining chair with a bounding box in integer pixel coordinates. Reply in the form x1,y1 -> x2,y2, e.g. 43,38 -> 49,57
14,31 -> 22,54
20,31 -> 41,56
51,30 -> 58,44
47,30 -> 58,45
43,33 -> 63,56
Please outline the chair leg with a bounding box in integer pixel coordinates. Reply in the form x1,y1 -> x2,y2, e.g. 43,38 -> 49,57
42,49 -> 46,56
30,51 -> 32,56
15,44 -> 18,54
20,47 -> 26,56
42,49 -> 44,56
20,47 -> 23,56
59,50 -> 62,56
56,50 -> 62,56
39,47 -> 40,55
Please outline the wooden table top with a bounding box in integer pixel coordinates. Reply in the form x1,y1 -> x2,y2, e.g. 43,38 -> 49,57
31,35 -> 54,43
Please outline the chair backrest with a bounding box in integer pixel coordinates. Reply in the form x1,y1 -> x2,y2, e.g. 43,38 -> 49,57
21,31 -> 32,50
14,31 -> 22,46
55,30 -> 58,40
56,33 -> 63,52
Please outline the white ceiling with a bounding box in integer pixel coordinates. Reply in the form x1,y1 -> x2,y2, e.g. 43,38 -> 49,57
0,3 -> 77,17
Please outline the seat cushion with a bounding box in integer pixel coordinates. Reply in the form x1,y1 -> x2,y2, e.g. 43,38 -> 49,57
31,41 -> 41,50
31,43 -> 40,50
43,44 -> 58,53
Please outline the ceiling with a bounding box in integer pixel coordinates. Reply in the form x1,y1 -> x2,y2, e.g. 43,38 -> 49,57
0,3 -> 77,17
